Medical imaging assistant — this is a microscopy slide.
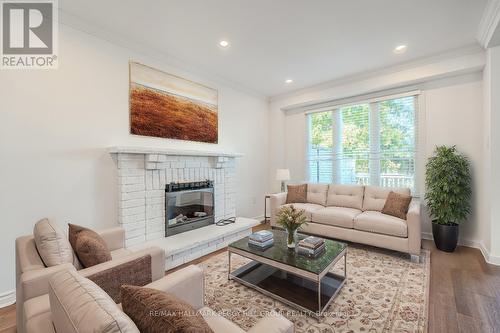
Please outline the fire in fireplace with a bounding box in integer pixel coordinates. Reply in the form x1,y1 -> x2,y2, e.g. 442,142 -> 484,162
165,180 -> 215,236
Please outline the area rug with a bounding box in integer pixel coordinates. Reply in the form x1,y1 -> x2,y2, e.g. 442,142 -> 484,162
199,245 -> 429,333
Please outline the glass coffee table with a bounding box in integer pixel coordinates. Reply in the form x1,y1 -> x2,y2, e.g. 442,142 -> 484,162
228,230 -> 347,317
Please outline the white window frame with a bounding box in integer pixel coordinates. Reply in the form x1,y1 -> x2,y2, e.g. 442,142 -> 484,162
306,90 -> 420,195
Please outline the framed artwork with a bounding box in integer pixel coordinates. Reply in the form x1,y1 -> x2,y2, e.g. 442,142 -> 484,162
129,62 -> 218,143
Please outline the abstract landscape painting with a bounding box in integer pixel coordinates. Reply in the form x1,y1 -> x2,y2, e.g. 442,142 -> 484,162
129,62 -> 218,143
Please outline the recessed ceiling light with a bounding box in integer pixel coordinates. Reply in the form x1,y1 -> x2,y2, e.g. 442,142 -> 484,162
219,40 -> 230,48
285,79 -> 293,84
394,44 -> 407,54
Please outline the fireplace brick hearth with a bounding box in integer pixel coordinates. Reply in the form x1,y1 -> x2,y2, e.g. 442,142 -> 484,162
109,147 -> 242,246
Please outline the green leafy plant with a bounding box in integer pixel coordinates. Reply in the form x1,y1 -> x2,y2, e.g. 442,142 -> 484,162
275,205 -> 308,244
425,145 -> 471,225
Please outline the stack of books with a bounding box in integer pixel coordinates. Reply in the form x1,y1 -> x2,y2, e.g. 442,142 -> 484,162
298,236 -> 325,257
248,230 -> 274,249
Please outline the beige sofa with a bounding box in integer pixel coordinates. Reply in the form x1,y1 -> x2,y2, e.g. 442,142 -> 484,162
23,265 -> 294,333
16,226 -> 165,333
270,184 -> 421,259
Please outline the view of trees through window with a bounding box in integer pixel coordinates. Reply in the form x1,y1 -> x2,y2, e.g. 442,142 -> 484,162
307,95 -> 416,191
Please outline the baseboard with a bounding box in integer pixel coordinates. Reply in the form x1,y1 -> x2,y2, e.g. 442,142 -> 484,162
422,232 -> 500,266
0,290 -> 15,308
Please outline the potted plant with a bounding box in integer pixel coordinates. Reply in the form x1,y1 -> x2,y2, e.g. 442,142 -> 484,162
275,205 -> 307,248
425,145 -> 471,252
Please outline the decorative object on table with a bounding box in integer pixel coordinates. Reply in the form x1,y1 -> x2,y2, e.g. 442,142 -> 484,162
275,205 -> 307,248
276,169 -> 290,192
129,62 -> 218,143
425,145 -> 471,252
248,230 -> 274,249
297,236 -> 325,257
286,183 -> 307,204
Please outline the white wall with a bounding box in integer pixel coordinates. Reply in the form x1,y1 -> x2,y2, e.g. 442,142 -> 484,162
269,64 -> 486,251
0,24 -> 269,300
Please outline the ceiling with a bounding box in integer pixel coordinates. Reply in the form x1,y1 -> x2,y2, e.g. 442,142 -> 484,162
59,0 -> 488,97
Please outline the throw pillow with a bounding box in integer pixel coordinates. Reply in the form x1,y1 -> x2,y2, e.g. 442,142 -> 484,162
121,285 -> 214,333
33,218 -> 73,267
381,191 -> 412,220
69,223 -> 112,268
286,184 -> 307,204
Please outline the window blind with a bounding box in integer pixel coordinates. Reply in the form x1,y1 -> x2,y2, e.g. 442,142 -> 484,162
306,94 -> 418,193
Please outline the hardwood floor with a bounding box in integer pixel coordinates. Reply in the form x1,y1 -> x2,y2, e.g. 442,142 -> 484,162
2,224 -> 499,333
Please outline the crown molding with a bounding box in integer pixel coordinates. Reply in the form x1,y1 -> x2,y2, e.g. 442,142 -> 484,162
270,44 -> 484,103
57,9 -> 268,101
477,0 -> 500,48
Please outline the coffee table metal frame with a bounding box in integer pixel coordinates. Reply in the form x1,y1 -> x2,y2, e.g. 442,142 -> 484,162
228,245 -> 347,317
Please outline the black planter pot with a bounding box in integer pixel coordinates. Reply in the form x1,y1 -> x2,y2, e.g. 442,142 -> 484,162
432,221 -> 459,252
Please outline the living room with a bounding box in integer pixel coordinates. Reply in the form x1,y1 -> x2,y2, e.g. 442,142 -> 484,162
1,0 -> 500,332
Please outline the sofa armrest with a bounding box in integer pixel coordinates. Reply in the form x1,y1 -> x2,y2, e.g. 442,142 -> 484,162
407,200 -> 421,256
97,227 -> 125,251
145,265 -> 205,310
247,313 -> 294,333
20,263 -> 76,301
270,193 -> 287,227
79,246 -> 165,281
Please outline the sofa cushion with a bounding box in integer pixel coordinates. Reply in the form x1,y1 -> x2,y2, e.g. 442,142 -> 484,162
354,211 -> 408,238
48,269 -> 139,333
282,203 -> 324,220
381,191 -> 412,219
362,186 -> 411,211
326,184 -> 364,210
121,285 -> 213,333
307,183 -> 329,206
200,307 -> 245,333
286,184 -> 307,204
69,223 -> 112,268
33,218 -> 74,267
312,207 -> 361,228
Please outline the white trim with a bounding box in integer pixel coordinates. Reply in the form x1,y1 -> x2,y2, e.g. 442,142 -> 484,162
108,146 -> 243,158
421,232 -> 500,266
302,90 -> 421,115
477,0 -> 500,48
0,290 -> 15,308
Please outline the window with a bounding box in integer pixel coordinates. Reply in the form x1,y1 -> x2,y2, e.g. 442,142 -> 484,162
307,94 -> 418,193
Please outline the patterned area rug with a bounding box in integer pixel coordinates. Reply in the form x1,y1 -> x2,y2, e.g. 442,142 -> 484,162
200,245 -> 429,333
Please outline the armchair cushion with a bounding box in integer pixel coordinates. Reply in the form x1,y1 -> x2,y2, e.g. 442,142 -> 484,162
121,285 -> 213,333
48,269 -> 139,333
247,314 -> 295,333
69,223 -> 112,267
33,218 -> 73,267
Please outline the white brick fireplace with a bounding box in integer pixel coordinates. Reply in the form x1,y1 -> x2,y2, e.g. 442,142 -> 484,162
109,146 -> 243,247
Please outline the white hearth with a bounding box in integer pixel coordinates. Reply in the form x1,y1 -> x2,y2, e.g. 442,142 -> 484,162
109,146 -> 243,247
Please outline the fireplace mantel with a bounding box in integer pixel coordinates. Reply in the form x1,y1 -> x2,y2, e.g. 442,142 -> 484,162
109,145 -> 240,246
108,146 -> 244,158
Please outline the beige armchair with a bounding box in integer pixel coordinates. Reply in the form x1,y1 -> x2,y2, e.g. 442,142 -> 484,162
16,226 -> 165,333
23,265 -> 294,333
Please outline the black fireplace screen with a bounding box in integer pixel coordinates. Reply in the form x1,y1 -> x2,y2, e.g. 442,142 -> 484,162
165,181 -> 214,236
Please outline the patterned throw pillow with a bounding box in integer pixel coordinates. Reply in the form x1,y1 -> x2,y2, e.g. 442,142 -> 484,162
69,223 -> 112,268
286,184 -> 308,204
121,285 -> 214,333
381,191 -> 412,220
